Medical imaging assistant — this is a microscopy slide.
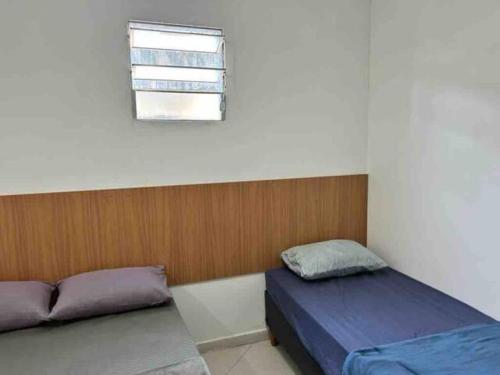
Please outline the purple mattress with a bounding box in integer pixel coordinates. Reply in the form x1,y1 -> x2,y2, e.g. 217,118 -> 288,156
265,267 -> 494,375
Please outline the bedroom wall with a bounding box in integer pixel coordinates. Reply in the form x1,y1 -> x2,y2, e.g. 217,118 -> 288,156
368,0 -> 500,319
0,0 -> 369,196
0,0 -> 371,342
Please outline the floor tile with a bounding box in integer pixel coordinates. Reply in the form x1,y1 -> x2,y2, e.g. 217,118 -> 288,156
202,344 -> 250,375
227,340 -> 301,375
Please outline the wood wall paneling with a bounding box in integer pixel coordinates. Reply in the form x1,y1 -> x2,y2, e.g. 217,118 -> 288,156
0,175 -> 368,285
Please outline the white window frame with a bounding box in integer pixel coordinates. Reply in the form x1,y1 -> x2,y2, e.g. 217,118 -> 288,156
128,20 -> 226,122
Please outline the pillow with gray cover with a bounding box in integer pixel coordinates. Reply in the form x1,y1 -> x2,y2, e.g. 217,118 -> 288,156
49,266 -> 172,321
0,281 -> 54,332
281,240 -> 387,280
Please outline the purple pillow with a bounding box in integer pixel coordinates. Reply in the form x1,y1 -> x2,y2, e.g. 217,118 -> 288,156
49,266 -> 172,321
0,281 -> 54,332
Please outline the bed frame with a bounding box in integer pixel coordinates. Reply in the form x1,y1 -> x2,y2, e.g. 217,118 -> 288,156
265,291 -> 324,375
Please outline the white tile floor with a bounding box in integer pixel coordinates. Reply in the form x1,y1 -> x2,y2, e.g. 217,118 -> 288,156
202,340 -> 301,375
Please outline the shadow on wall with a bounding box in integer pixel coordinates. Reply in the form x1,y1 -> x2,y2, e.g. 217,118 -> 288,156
171,273 -> 266,343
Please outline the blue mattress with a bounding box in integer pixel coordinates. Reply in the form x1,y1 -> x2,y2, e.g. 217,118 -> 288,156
265,267 -> 494,375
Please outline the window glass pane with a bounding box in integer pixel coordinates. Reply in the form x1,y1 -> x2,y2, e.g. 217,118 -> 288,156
129,22 -> 222,36
130,48 -> 224,69
132,66 -> 222,82
135,91 -> 223,121
132,79 -> 223,93
130,29 -> 222,53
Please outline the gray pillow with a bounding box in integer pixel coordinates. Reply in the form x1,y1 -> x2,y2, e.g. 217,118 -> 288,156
0,281 -> 54,332
49,266 -> 172,321
281,240 -> 387,280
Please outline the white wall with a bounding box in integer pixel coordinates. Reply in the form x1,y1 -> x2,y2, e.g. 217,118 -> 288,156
0,0 -> 370,342
368,0 -> 500,319
0,0 -> 369,196
171,273 -> 265,343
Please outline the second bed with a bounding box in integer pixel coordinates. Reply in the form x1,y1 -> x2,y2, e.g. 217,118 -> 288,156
266,267 -> 494,375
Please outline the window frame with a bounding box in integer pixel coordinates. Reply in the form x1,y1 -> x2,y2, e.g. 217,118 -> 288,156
128,20 -> 227,122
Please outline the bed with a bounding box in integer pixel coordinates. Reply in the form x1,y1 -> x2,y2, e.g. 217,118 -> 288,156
0,301 -> 210,375
265,267 -> 495,375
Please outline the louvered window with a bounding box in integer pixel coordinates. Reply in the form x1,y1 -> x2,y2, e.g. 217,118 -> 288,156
128,21 -> 226,121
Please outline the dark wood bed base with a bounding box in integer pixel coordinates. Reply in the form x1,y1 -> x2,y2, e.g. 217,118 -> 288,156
265,291 -> 325,375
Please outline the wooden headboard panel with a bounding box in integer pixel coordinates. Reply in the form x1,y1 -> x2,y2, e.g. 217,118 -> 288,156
0,175 -> 367,285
